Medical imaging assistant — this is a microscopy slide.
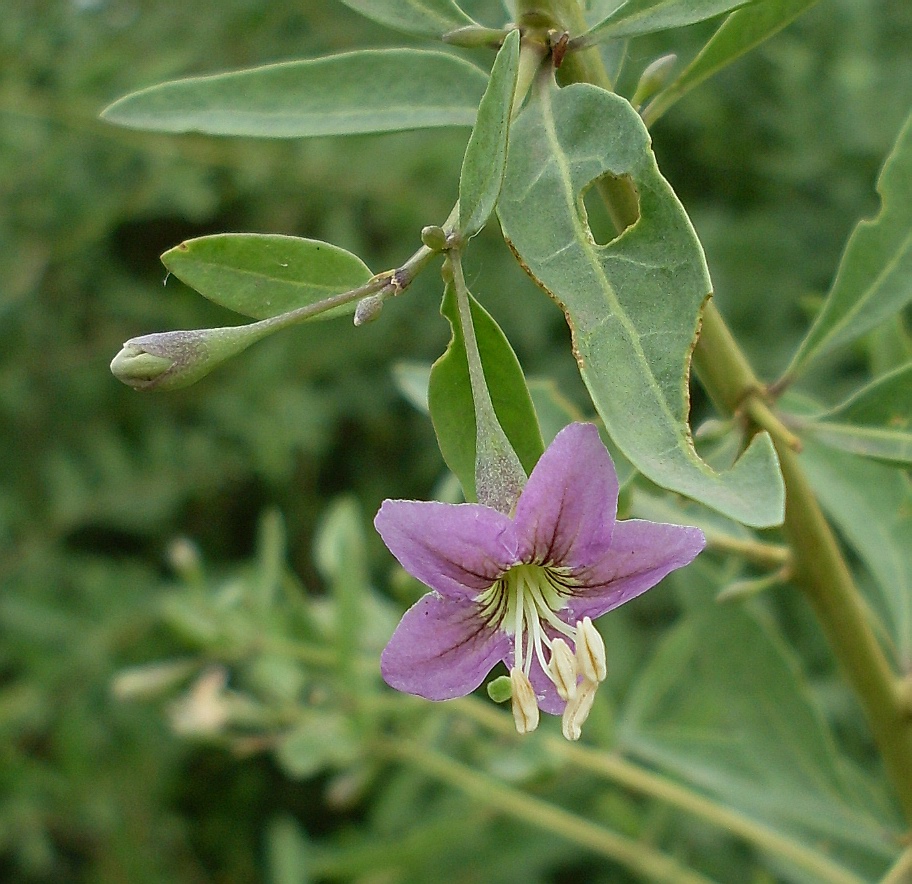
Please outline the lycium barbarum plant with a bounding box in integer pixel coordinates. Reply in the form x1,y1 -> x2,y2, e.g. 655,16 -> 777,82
104,0 -> 912,877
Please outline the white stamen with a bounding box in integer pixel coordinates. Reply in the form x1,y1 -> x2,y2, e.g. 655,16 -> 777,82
510,667 -> 540,734
561,678 -> 597,741
547,638 -> 578,701
576,616 -> 607,683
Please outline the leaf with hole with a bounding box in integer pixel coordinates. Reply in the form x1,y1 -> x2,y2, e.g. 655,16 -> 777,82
498,77 -> 783,527
162,234 -> 373,320
102,50 -> 487,137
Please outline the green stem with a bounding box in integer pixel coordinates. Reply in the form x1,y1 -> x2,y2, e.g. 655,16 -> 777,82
452,698 -> 866,884
378,738 -> 718,884
516,0 -> 912,826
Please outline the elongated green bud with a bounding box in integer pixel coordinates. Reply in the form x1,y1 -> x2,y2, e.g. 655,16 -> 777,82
110,323 -> 270,391
632,54 -> 677,110
442,25 -> 511,49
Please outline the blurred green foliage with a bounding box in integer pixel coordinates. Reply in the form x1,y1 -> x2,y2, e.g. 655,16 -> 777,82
1,0 -> 910,882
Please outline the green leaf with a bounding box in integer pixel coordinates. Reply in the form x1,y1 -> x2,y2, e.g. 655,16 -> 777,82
585,0 -> 753,41
265,816 -> 311,884
801,363 -> 912,463
458,29 -> 520,239
101,50 -> 487,137
643,0 -> 820,124
620,561 -> 901,872
161,234 -> 373,320
498,77 -> 783,527
787,110 -> 912,377
338,0 -> 476,37
799,437 -> 912,669
428,285 -> 544,501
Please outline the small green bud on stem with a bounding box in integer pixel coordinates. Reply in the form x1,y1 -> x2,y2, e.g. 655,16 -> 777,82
632,54 -> 677,111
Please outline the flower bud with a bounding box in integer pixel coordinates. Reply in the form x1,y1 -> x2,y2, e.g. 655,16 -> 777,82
631,53 -> 677,109
509,667 -> 540,734
576,617 -> 607,683
111,324 -> 268,392
353,293 -> 384,326
420,225 -> 449,252
547,638 -> 578,701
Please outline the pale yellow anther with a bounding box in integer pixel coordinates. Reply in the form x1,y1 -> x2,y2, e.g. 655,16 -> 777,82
575,616 -> 607,683
547,638 -> 578,701
561,678 -> 597,741
509,667 -> 540,735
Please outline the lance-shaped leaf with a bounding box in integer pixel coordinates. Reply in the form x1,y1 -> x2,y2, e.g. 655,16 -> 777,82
338,0 -> 476,38
585,0 -> 753,41
458,29 -> 520,239
799,363 -> 912,464
787,110 -> 912,377
642,0 -> 821,124
800,437 -> 912,670
101,50 -> 487,137
162,234 -> 373,320
620,560 -> 902,872
428,285 -> 544,501
499,78 -> 782,527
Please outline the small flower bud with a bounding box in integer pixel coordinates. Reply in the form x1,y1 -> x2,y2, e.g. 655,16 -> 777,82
576,617 -> 607,683
353,294 -> 384,326
420,225 -> 449,252
632,54 -> 677,110
509,667 -> 540,735
561,678 -> 597,741
547,638 -> 578,701
487,674 -> 513,704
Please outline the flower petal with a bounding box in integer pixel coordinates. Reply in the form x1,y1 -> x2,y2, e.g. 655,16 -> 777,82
566,520 -> 706,621
375,500 -> 516,599
513,423 -> 618,568
381,593 -> 511,700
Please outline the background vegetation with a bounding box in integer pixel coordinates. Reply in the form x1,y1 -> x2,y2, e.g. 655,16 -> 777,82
2,1 -> 910,881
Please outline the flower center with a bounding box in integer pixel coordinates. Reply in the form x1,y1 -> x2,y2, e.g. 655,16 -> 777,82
484,563 -> 577,676
476,563 -> 607,740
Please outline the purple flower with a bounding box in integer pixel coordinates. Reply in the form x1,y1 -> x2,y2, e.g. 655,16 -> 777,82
375,422 -> 705,740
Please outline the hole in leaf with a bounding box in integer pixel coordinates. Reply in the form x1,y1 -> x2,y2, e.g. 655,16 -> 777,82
580,172 -> 639,246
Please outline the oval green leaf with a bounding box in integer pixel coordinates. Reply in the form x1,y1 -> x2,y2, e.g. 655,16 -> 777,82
161,234 -> 373,320
498,78 -> 783,527
458,29 -> 520,238
101,50 -> 487,137
586,0 -> 753,41
339,0 -> 476,37
801,363 -> 912,463
787,110 -> 912,377
428,285 -> 544,501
